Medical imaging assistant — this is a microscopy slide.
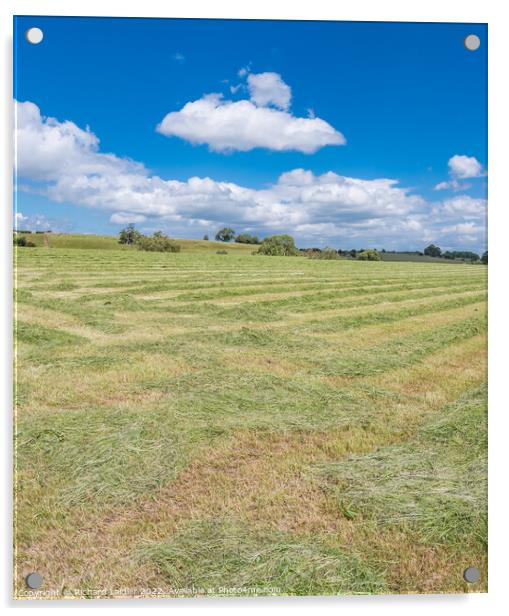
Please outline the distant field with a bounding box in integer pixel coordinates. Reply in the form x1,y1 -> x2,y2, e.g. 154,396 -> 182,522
14,233 -> 478,263
14,246 -> 487,597
379,252 -> 460,263
14,232 -> 257,253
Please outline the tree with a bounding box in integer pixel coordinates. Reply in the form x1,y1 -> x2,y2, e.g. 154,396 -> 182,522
357,249 -> 381,261
424,243 -> 442,258
13,235 -> 35,247
308,247 -> 340,260
137,231 -> 181,252
349,249 -> 357,259
14,235 -> 27,246
118,224 -> 141,245
235,233 -> 259,244
215,227 -> 236,242
442,250 -> 480,262
257,234 -> 299,256
203,234 -> 209,241
481,250 -> 488,264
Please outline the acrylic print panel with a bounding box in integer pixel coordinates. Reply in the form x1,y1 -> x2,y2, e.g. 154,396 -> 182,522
13,16 -> 487,599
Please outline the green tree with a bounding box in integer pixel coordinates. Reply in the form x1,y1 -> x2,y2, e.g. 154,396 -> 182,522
308,247 -> 340,260
235,233 -> 259,244
137,231 -> 181,252
13,235 -> 35,247
215,227 -> 236,242
481,250 -> 488,264
203,234 -> 209,241
442,250 -> 480,262
357,249 -> 381,261
424,243 -> 442,258
257,234 -> 299,256
118,224 -> 142,246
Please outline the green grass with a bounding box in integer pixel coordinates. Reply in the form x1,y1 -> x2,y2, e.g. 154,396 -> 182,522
139,519 -> 388,596
316,385 -> 487,549
14,233 -> 481,262
13,232 -> 257,253
14,244 -> 487,597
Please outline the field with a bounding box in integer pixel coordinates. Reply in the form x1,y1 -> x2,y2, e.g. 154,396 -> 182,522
14,232 -> 257,254
14,245 -> 487,598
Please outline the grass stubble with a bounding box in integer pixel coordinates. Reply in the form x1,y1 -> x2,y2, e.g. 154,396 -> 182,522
14,245 -> 487,598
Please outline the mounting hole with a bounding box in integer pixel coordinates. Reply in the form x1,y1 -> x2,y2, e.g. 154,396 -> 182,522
25,572 -> 43,589
25,27 -> 44,45
463,566 -> 481,583
464,34 -> 480,51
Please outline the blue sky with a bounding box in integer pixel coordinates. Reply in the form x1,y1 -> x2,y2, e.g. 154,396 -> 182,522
14,16 -> 487,251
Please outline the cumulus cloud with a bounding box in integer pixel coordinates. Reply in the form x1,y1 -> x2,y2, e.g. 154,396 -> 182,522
435,180 -> 456,191
15,101 -> 144,182
448,154 -> 484,179
441,221 -> 480,235
439,195 -> 487,218
156,72 -> 345,153
247,72 -> 291,110
15,101 -> 486,251
425,195 -> 487,249
435,154 -> 485,191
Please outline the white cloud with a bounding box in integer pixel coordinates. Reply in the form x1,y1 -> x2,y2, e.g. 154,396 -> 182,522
173,52 -> 185,63
440,195 -> 487,218
403,218 -> 423,231
15,101 -> 144,182
434,179 -> 468,192
156,71 -> 345,153
247,72 -> 291,110
110,212 -> 147,224
441,221 -> 480,235
448,154 -> 484,179
15,101 -> 486,251
13,210 -> 59,232
156,94 -> 345,154
435,154 -> 485,191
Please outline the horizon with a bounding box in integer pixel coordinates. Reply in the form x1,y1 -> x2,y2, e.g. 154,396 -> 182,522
12,228 -> 485,256
14,16 -> 487,252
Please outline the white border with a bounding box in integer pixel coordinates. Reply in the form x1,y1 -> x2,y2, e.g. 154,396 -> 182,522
1,1 -> 507,614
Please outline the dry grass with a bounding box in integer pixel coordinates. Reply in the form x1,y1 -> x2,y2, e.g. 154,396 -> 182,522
14,247 -> 487,598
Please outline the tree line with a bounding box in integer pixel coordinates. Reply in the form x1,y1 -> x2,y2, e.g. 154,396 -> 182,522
203,227 -> 260,244
13,224 -> 488,265
118,225 -> 180,252
116,226 -> 490,264
423,243 -> 487,264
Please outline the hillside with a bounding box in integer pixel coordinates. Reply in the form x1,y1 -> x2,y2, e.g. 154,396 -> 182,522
14,233 -> 481,264
14,232 -> 257,254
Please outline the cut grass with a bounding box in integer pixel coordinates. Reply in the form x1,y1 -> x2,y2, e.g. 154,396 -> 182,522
14,245 -> 487,597
139,519 -> 388,596
14,233 -> 257,253
316,385 -> 487,550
